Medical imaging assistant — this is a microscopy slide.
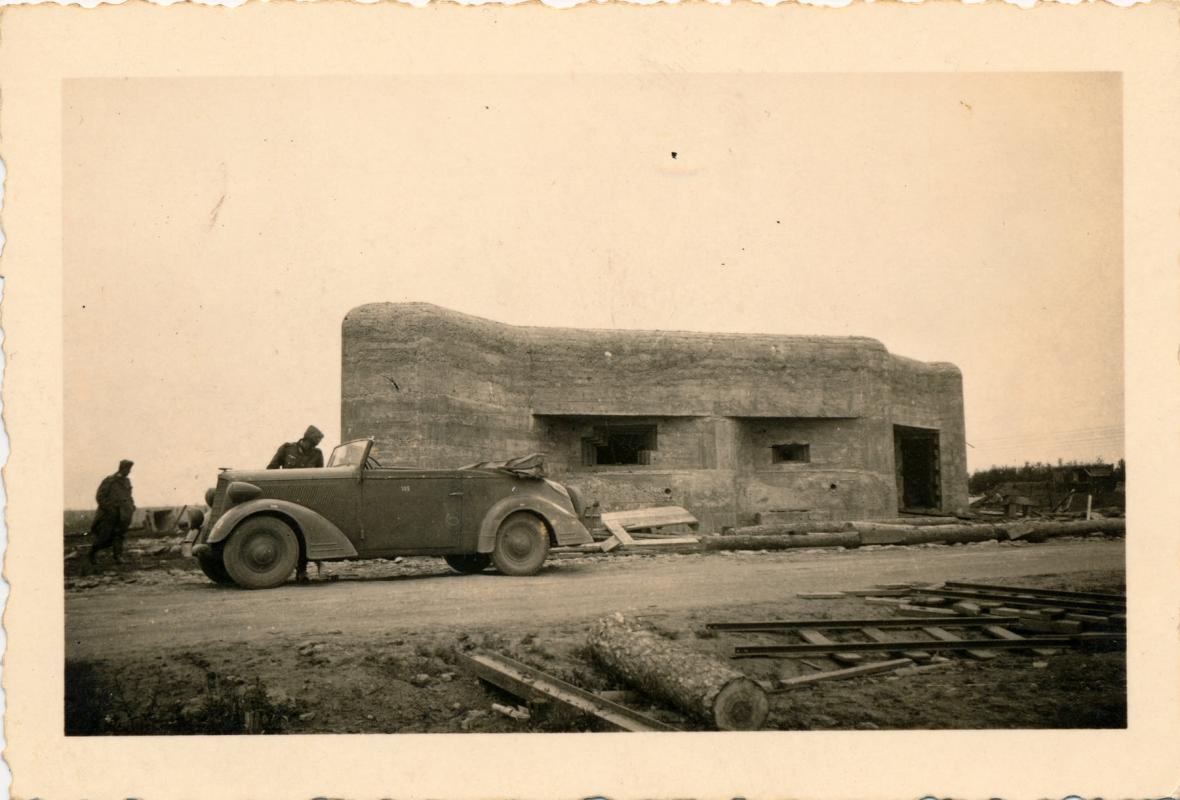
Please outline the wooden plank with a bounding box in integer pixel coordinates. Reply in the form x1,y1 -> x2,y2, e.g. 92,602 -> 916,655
922,626 -> 999,660
599,535 -> 623,552
601,506 -> 699,531
799,628 -> 861,665
1016,618 -> 1084,635
797,592 -> 846,600
458,651 -> 679,732
983,624 -> 1060,657
1063,612 -> 1112,625
912,589 -> 1123,614
861,627 -> 930,661
731,633 -> 1125,658
895,605 -> 960,618
894,662 -> 956,677
601,517 -> 636,546
707,615 -> 1015,632
774,658 -> 912,692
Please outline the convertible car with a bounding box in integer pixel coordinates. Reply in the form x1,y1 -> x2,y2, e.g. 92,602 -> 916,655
184,439 -> 594,589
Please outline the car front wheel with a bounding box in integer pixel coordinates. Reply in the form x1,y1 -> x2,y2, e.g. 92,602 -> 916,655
444,553 -> 492,574
197,547 -> 234,585
491,512 -> 549,576
223,516 -> 300,590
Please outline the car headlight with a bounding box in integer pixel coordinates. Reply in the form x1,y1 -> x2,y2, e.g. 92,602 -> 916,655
205,487 -> 216,506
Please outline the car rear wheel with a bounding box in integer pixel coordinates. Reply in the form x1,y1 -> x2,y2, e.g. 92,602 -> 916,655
492,512 -> 549,576
197,547 -> 234,585
444,553 -> 492,574
223,516 -> 299,590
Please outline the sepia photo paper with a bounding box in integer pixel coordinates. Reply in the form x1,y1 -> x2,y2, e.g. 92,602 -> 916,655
1,2 -> 1178,798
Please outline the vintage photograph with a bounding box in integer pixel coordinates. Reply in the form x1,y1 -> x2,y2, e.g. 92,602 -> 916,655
59,70 -> 1127,736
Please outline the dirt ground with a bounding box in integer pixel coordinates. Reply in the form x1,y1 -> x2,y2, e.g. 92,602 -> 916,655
63,534 -> 1126,734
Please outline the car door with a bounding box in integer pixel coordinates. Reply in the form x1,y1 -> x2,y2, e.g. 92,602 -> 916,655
360,470 -> 464,553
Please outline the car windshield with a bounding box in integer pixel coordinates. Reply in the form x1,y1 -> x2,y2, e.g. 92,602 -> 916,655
327,440 -> 369,468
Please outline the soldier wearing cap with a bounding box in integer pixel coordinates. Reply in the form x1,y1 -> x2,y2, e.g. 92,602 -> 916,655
267,425 -> 327,582
267,425 -> 326,470
89,459 -> 136,566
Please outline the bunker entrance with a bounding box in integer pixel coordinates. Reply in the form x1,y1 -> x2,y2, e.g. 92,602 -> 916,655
894,425 -> 941,512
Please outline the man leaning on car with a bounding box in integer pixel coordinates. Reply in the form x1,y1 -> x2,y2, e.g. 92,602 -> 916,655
267,425 -> 325,470
267,425 -> 326,583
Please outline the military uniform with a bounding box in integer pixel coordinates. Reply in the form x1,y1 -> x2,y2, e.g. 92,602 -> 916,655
89,462 -> 135,564
267,425 -> 326,581
267,440 -> 325,470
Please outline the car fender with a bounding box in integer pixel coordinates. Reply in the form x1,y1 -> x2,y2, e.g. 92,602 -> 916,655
477,495 -> 594,552
206,498 -> 359,560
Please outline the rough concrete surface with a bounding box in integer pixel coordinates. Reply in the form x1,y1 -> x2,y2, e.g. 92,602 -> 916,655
340,303 -> 969,527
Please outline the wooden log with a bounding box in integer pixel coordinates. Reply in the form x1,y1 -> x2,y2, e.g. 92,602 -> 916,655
856,523 -> 999,546
996,519 -> 1125,541
724,521 -> 855,536
587,613 -> 769,731
702,531 -> 861,551
870,516 -> 963,527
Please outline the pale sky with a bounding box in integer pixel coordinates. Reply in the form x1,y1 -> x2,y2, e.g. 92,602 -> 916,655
62,73 -> 1123,507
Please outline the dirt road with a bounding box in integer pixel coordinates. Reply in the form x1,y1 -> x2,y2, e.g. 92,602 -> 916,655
67,538 -> 1123,660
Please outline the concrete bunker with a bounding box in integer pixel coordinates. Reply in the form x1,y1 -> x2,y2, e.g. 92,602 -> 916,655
341,303 -> 969,528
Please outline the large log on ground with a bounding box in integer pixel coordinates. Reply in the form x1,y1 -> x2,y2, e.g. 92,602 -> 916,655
703,531 -> 862,551
587,613 -> 769,731
995,519 -> 1125,541
722,521 -> 855,536
866,516 -> 964,527
854,523 -> 999,546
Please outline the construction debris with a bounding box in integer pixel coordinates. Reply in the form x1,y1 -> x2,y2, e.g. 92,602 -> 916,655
599,506 -> 700,552
710,580 -> 1126,663
588,613 -> 769,731
457,650 -> 678,732
730,633 -> 1124,658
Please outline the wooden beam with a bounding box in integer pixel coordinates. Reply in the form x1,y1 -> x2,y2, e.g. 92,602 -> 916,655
731,633 -> 1124,658
983,624 -> 1060,657
774,659 -> 913,692
943,581 -> 1124,603
706,615 -> 1019,631
861,627 -> 930,661
457,651 -> 679,732
799,628 -> 861,665
922,626 -> 999,659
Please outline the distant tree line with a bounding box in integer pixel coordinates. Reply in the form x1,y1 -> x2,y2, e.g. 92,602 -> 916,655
969,458 -> 1126,496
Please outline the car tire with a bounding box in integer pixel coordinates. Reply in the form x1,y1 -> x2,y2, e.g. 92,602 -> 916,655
444,553 -> 492,574
223,516 -> 300,590
491,512 -> 549,576
197,547 -> 234,585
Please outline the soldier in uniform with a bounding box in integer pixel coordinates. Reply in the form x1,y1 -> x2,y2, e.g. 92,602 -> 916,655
267,425 -> 325,470
267,425 -> 326,582
89,459 -> 136,566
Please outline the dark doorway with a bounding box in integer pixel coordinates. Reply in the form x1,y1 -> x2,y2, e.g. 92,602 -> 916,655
894,425 -> 941,511
583,425 -> 658,466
